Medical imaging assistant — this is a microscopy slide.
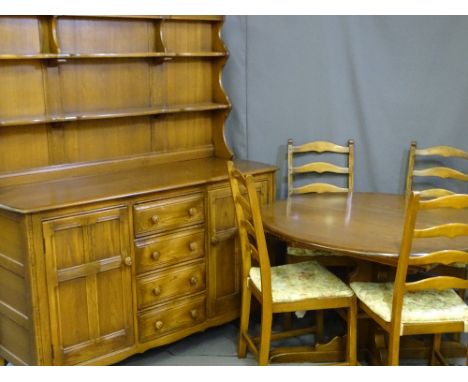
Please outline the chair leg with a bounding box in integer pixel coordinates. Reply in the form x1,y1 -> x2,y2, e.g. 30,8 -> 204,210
346,300 -> 357,365
258,304 -> 273,366
237,284 -> 252,359
387,330 -> 401,366
429,333 -> 442,366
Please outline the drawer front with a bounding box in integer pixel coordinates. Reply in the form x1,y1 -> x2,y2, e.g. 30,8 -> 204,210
139,294 -> 206,343
135,228 -> 205,274
134,193 -> 204,236
137,261 -> 206,309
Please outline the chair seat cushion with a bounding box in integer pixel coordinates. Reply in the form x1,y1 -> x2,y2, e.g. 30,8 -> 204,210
287,246 -> 334,257
249,261 -> 354,303
350,282 -> 468,324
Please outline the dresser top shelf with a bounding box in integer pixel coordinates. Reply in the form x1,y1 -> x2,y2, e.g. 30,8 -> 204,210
0,158 -> 276,214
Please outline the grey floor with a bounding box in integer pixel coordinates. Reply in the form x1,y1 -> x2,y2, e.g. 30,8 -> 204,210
118,313 -> 467,366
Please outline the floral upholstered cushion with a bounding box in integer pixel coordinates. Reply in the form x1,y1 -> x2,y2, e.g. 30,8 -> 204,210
350,282 -> 468,325
287,246 -> 334,257
249,261 -> 354,303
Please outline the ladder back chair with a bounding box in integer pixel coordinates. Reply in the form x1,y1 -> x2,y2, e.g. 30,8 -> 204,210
227,161 -> 357,366
351,192 -> 468,366
405,141 -> 468,199
287,139 -> 354,196
286,139 -> 356,263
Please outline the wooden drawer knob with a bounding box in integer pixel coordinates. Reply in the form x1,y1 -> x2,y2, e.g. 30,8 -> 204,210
189,276 -> 198,286
188,207 -> 197,217
151,251 -> 160,261
124,257 -> 133,266
155,321 -> 164,330
151,215 -> 160,224
189,241 -> 198,251
190,309 -> 198,319
152,286 -> 161,296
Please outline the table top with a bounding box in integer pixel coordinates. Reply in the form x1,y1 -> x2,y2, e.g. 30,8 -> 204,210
261,192 -> 468,266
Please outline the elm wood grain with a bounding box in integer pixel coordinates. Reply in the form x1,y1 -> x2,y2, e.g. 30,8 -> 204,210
0,158 -> 275,214
261,193 -> 468,267
228,161 -> 356,366
405,141 -> 468,199
354,193 -> 468,366
0,15 -> 277,366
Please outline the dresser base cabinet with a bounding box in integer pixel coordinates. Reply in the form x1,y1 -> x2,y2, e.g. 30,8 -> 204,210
0,160 -> 275,366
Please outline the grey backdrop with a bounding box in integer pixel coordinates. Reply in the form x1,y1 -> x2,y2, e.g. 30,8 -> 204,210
221,16 -> 468,199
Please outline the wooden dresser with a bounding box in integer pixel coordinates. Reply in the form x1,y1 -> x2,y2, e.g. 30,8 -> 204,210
0,16 -> 276,365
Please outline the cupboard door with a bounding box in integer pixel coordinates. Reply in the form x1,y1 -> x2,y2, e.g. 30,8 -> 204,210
42,207 -> 134,365
207,179 -> 269,318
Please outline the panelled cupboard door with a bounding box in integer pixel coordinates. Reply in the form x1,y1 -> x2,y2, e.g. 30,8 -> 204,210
42,207 -> 134,365
207,179 -> 269,318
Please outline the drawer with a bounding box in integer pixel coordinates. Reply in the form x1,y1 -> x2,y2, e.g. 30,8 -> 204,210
135,227 -> 205,274
134,193 -> 204,236
137,261 -> 206,309
139,294 -> 206,343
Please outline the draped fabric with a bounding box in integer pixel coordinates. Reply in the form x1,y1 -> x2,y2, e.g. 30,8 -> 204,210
222,16 -> 468,199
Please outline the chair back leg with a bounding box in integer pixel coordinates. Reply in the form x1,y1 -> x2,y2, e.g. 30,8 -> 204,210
258,305 -> 273,365
238,284 -> 252,359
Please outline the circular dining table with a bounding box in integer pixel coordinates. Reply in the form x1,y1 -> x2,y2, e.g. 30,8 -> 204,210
260,192 -> 468,364
261,192 -> 468,267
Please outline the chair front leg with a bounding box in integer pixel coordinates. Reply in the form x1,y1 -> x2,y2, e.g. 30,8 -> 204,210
387,330 -> 401,366
238,283 -> 252,359
346,299 -> 357,365
258,304 -> 273,366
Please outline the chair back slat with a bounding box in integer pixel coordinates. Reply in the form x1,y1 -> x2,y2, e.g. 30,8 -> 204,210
414,223 -> 468,239
419,188 -> 455,199
409,249 -> 468,266
249,242 -> 260,262
236,194 -> 252,217
405,141 -> 468,198
292,183 -> 348,195
413,167 -> 468,182
405,276 -> 468,292
242,219 -> 256,239
293,162 -> 349,175
227,161 -> 272,300
291,140 -> 350,154
419,193 -> 468,209
415,145 -> 468,159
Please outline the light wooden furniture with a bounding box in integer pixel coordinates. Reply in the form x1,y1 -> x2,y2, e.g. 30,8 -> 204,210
351,192 -> 468,366
405,141 -> 468,199
227,161 -> 357,366
0,16 -> 276,366
287,139 -> 354,196
261,192 -> 468,363
286,139 -> 356,267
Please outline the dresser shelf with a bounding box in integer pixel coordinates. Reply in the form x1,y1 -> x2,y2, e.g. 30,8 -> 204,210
0,52 -> 228,60
0,103 -> 231,127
